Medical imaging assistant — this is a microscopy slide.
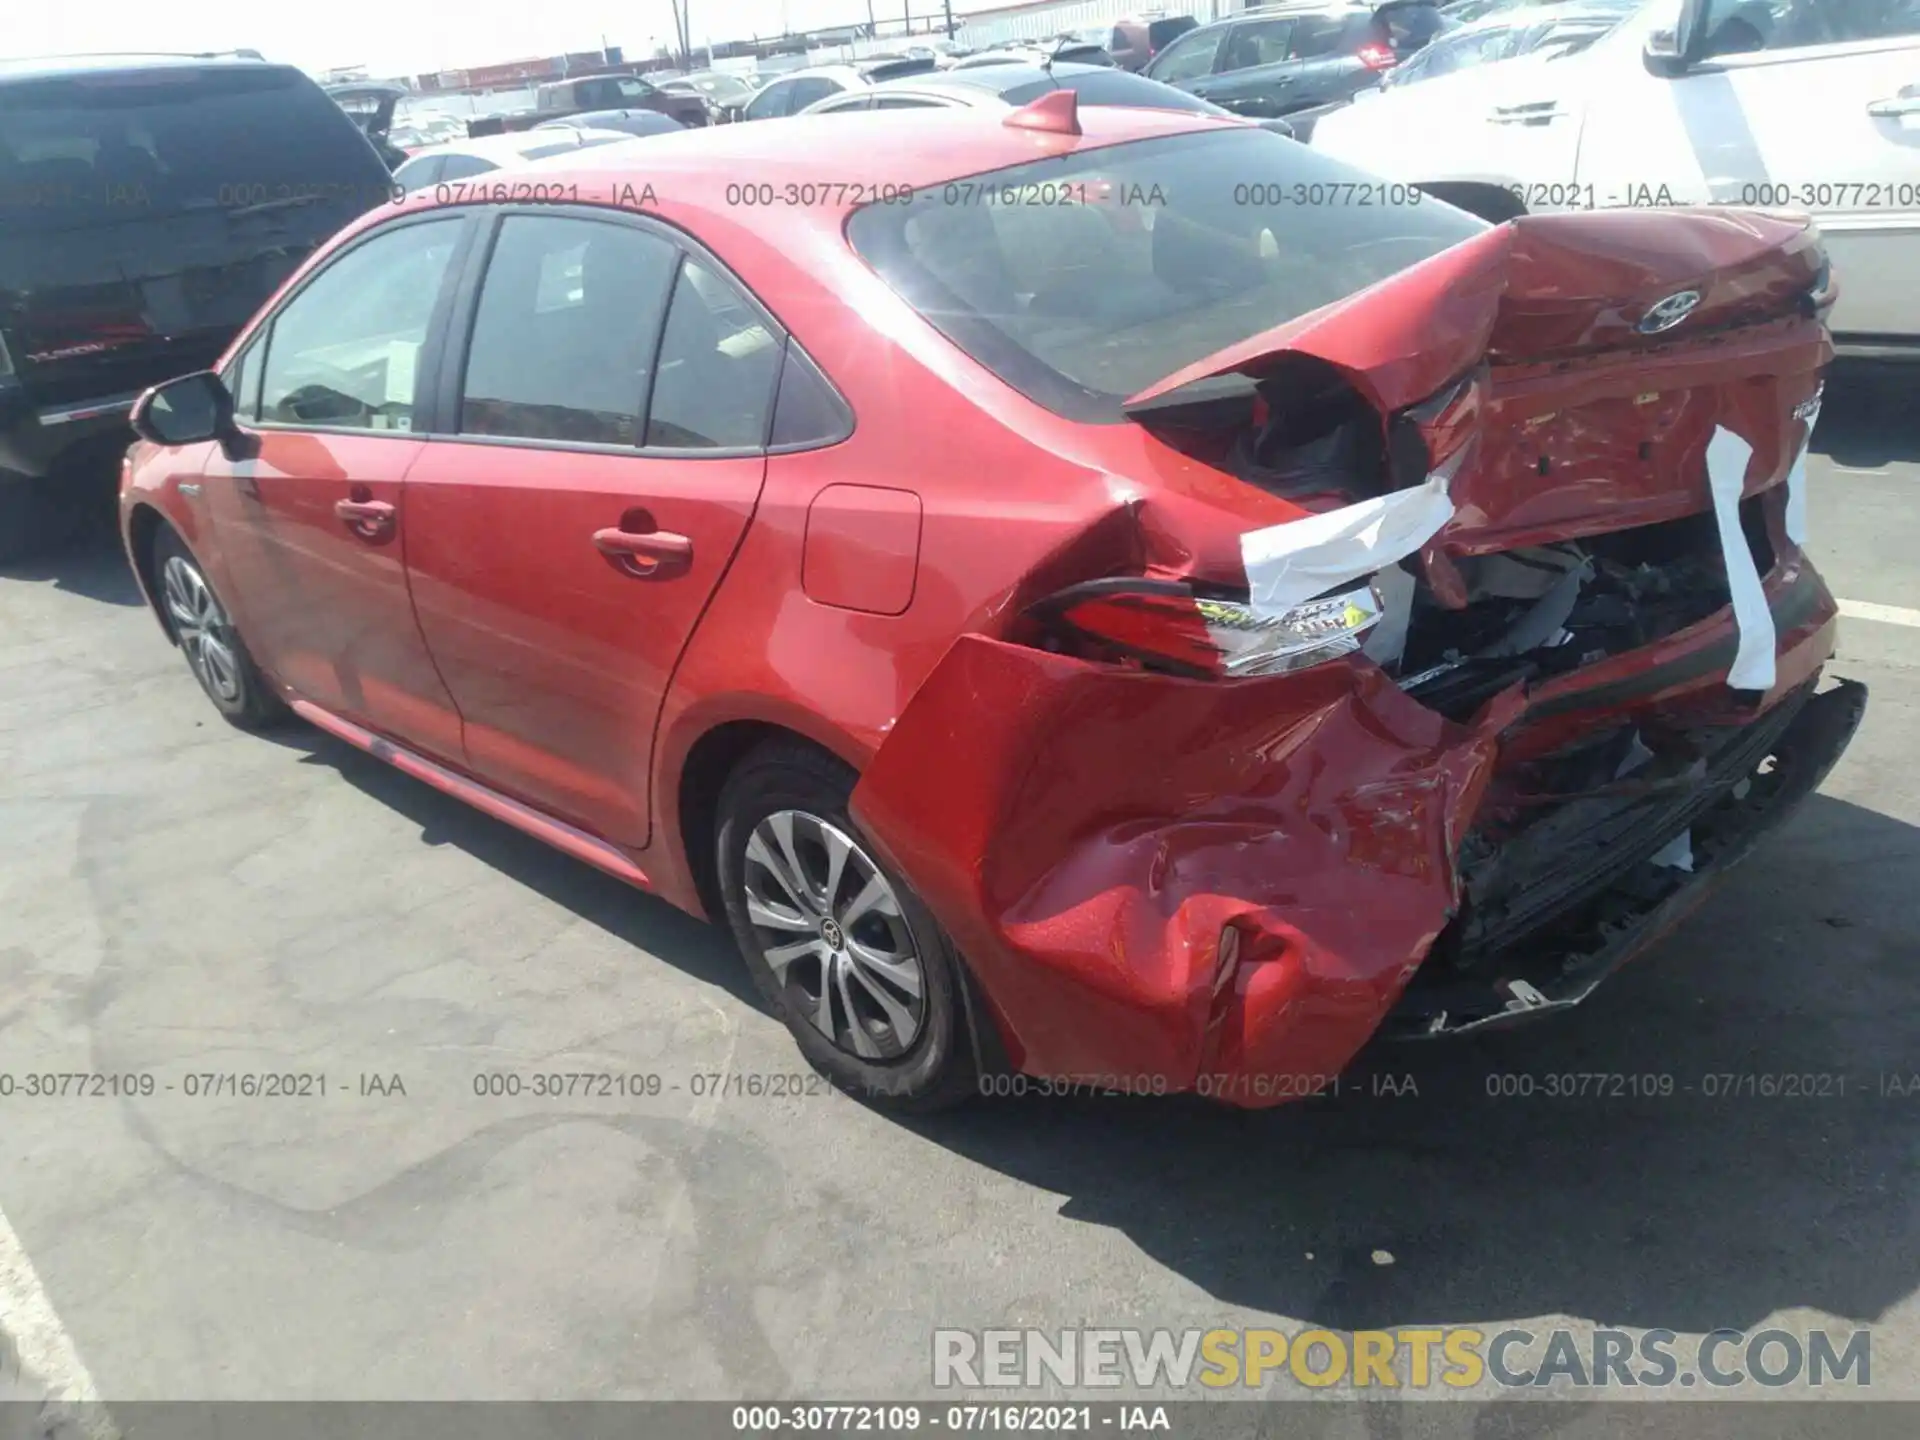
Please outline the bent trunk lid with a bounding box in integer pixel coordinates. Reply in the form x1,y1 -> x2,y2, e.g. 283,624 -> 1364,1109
1126,209 -> 1831,551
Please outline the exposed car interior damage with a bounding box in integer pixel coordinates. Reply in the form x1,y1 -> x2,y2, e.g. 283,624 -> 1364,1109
1106,307 -> 1860,1063
1392,677 -> 1867,1036
1394,505 -> 1770,721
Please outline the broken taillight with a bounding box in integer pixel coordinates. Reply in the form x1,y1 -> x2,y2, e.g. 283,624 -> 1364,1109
1357,43 -> 1398,70
1025,576 -> 1383,680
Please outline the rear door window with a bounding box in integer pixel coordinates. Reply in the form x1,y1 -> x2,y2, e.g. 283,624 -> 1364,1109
744,80 -> 798,120
1220,19 -> 1297,71
785,77 -> 844,110
1146,27 -> 1226,82
436,154 -> 497,183
458,213 -> 679,446
1288,16 -> 1355,59
393,153 -> 442,191
0,65 -> 382,231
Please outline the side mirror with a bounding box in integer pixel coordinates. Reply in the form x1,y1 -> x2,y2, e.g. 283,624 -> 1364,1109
1644,0 -> 1709,76
1257,116 -> 1298,140
130,371 -> 238,449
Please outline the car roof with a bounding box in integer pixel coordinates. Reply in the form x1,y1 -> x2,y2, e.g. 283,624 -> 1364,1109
410,128 -> 635,161
765,64 -> 868,84
1441,0 -> 1635,34
1184,0 -> 1400,30
874,61 -> 1118,94
417,104 -> 1227,216
0,51 -> 278,84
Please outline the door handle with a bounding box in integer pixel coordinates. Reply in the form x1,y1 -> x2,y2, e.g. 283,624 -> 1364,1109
335,497 -> 396,533
593,523 -> 693,578
1866,95 -> 1920,118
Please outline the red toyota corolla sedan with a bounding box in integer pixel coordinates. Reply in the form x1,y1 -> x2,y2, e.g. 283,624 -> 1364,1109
120,96 -> 1864,1108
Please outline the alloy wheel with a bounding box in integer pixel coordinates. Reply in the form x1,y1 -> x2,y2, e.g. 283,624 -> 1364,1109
740,809 -> 926,1060
160,554 -> 243,705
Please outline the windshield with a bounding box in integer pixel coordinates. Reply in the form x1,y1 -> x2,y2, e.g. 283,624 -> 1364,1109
0,67 -> 379,231
690,74 -> 754,99
846,128 -> 1486,422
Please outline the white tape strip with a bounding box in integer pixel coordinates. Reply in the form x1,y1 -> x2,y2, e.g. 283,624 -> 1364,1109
1241,472 -> 1456,618
1705,426 -> 1776,692
1784,397 -> 1818,546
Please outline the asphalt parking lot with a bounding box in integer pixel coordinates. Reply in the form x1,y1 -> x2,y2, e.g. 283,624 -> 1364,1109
1,369 -> 1917,1421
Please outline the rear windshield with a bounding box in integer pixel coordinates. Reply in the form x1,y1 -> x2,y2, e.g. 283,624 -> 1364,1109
845,127 -> 1486,422
0,66 -> 383,230
997,72 -> 1219,111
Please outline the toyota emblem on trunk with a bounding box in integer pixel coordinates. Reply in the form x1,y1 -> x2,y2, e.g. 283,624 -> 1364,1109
1638,290 -> 1702,334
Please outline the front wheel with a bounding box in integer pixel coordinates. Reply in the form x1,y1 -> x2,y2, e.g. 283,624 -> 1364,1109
716,741 -> 978,1110
151,527 -> 288,730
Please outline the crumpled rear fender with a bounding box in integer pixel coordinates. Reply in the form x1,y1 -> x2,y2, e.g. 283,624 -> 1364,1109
850,637 -> 1515,1102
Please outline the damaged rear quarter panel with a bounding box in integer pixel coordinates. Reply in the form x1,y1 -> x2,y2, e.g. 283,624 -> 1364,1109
850,640 -> 1511,1097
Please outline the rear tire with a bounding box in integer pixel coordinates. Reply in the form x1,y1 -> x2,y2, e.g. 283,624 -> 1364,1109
150,527 -> 289,731
716,740 -> 978,1110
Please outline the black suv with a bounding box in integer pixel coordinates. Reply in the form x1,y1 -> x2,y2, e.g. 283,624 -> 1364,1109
1142,1 -> 1448,119
1,54 -> 393,558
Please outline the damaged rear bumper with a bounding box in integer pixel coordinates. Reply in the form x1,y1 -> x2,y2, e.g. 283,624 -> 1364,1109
1385,675 -> 1866,1038
850,565 -> 1863,1109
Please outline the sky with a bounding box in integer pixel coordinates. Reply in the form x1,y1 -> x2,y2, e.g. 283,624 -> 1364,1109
2,0 -> 990,79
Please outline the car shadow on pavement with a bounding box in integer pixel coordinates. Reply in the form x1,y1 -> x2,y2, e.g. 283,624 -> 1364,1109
0,516 -> 142,607
262,723 -> 761,1010
1815,362 -> 1920,469
903,791 -> 1920,1337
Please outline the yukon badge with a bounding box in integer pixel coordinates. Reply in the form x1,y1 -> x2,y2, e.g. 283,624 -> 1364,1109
1638,290 -> 1702,334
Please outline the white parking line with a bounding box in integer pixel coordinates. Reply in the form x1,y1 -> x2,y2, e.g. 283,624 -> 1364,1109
1839,598 -> 1920,629
0,1204 -> 116,1439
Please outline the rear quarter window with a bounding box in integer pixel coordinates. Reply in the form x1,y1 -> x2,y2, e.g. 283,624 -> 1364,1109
1288,15 -> 1356,58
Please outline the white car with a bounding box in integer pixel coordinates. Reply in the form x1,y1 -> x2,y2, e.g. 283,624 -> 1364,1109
738,58 -> 941,120
1312,0 -> 1920,354
390,128 -> 635,193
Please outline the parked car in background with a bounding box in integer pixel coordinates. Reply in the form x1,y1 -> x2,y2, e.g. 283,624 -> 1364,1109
658,71 -> 761,124
121,101 -> 1858,1108
739,57 -> 939,120
1279,0 -> 1628,137
1029,36 -> 1122,65
1311,0 -> 1920,355
798,60 -> 1296,135
1439,0 -> 1604,20
390,128 -> 635,193
1144,0 -> 1450,117
1105,14 -> 1203,70
324,81 -> 411,169
537,109 -> 686,140
954,40 -> 1118,68
1378,0 -> 1635,86
467,73 -> 707,138
0,52 -> 392,560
